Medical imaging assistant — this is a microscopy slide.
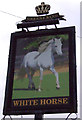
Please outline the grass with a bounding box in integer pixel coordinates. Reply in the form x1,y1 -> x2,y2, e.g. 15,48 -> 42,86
12,72 -> 69,99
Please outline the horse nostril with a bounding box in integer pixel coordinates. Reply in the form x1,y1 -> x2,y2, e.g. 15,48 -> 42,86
59,52 -> 63,55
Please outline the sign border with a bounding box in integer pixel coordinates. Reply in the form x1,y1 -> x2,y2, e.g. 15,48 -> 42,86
3,26 -> 77,115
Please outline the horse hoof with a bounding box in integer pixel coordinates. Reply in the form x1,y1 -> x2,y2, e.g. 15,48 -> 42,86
28,87 -> 32,90
56,87 -> 60,89
32,87 -> 35,90
38,88 -> 41,92
56,86 -> 60,89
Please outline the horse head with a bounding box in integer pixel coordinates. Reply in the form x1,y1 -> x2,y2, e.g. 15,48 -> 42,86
52,38 -> 63,55
37,38 -> 62,57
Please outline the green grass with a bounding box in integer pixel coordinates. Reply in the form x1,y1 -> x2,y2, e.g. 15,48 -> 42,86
12,72 -> 69,99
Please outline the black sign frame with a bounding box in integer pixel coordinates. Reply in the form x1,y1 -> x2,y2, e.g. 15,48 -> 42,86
3,26 -> 77,115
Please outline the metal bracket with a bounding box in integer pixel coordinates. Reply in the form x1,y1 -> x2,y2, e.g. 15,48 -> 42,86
1,115 -> 13,120
65,113 -> 78,120
34,113 -> 43,120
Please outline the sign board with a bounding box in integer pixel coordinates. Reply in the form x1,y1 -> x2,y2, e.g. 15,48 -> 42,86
3,26 -> 77,115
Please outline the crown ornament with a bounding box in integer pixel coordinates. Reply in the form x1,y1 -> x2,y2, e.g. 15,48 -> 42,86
35,2 -> 50,15
17,2 -> 66,30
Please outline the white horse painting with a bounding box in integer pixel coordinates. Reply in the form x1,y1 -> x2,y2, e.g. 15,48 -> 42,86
21,38 -> 62,91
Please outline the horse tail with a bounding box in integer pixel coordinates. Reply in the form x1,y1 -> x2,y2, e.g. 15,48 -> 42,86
17,57 -> 27,79
20,58 -> 24,68
20,56 -> 27,68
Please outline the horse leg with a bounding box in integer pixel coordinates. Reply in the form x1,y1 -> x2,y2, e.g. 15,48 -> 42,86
50,66 -> 60,89
31,70 -> 35,89
38,67 -> 43,91
26,68 -> 34,89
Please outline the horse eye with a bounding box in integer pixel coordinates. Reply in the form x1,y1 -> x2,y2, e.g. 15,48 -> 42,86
55,46 -> 57,47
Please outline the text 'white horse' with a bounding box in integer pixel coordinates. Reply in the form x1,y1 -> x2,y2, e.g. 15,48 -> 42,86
21,38 -> 63,91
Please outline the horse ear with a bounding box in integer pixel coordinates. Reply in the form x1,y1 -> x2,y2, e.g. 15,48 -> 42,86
59,37 -> 62,42
53,38 -> 55,42
60,38 -> 62,40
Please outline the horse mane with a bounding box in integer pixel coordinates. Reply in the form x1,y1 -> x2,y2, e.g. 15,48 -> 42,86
38,41 -> 50,53
34,39 -> 53,59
